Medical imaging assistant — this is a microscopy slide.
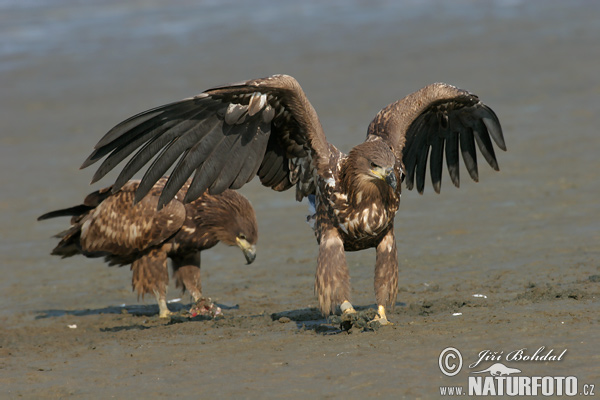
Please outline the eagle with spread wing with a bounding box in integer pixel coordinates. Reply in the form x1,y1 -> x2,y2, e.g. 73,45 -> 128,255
81,74 -> 505,324
38,177 -> 257,318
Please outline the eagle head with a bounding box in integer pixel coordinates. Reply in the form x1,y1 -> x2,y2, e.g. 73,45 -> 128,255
346,140 -> 398,192
231,210 -> 258,265
210,191 -> 258,264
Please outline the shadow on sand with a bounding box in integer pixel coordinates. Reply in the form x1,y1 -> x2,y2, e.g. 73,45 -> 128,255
271,302 -> 406,334
34,302 -> 408,334
34,302 -> 239,319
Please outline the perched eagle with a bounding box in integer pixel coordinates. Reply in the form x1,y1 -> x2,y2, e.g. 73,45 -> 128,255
38,177 -> 258,318
81,74 -> 505,325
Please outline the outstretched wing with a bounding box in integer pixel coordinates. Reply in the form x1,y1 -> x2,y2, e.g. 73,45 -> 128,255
82,74 -> 330,208
366,83 -> 506,194
80,179 -> 186,255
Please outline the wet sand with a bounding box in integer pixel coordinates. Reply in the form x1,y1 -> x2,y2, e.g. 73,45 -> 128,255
1,1 -> 599,398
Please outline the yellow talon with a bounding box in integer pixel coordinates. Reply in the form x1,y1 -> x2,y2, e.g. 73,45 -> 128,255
371,305 -> 393,325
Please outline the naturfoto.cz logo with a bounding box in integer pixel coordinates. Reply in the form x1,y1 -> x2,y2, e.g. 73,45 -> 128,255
438,346 -> 596,397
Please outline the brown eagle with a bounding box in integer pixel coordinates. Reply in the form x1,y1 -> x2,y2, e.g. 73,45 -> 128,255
81,74 -> 505,324
38,177 -> 258,318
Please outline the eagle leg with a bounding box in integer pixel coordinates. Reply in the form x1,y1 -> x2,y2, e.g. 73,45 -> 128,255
172,251 -> 203,302
172,251 -> 223,317
153,289 -> 172,318
315,228 -> 350,316
131,247 -> 171,318
373,229 -> 398,325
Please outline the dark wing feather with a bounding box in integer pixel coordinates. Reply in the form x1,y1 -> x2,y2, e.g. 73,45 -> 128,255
257,135 -> 293,190
83,74 -> 330,208
367,82 -> 506,194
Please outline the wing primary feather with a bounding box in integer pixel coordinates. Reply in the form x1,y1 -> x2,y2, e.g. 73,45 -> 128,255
82,136 -> 131,170
479,106 -> 506,151
145,117 -> 224,206
189,133 -> 239,198
402,113 -> 430,192
158,118 -> 227,206
111,134 -> 171,191
415,141 -> 430,194
93,99 -> 207,149
445,131 -> 460,188
83,105 -> 198,169
134,118 -> 225,198
161,120 -> 228,206
429,135 -> 444,193
177,126 -> 240,204
85,97 -> 218,170
92,109 -> 164,151
91,126 -> 176,185
459,128 -> 479,182
98,108 -> 215,188
208,122 -> 255,194
211,118 -> 270,193
230,127 -> 270,189
405,170 -> 415,190
134,139 -> 182,204
157,147 -> 191,201
403,136 -> 418,191
472,119 -> 499,171
88,105 -> 215,180
178,166 -> 206,206
90,132 -> 154,182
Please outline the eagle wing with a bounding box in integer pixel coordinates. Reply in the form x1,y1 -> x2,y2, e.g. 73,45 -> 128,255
366,83 -> 506,194
82,74 -> 331,208
80,179 -> 186,255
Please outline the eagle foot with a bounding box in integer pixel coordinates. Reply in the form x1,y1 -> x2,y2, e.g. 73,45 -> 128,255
159,309 -> 174,319
370,305 -> 393,326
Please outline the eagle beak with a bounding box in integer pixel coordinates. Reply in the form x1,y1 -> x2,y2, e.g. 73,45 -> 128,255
384,167 -> 397,191
372,166 -> 397,191
236,237 -> 256,264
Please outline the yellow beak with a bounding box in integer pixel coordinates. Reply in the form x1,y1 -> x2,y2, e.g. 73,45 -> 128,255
371,166 -> 397,190
236,237 -> 256,264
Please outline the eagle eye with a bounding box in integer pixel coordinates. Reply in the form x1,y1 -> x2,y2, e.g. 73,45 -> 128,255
370,161 -> 379,169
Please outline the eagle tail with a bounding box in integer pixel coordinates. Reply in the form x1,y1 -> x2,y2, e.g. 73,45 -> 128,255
50,225 -> 83,258
37,205 -> 93,221
38,186 -> 112,221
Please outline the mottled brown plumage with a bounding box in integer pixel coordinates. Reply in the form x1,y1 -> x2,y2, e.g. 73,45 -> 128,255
38,177 -> 258,317
81,74 -> 506,324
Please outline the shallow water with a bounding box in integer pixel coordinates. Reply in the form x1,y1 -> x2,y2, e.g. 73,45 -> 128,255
1,0 -> 599,397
